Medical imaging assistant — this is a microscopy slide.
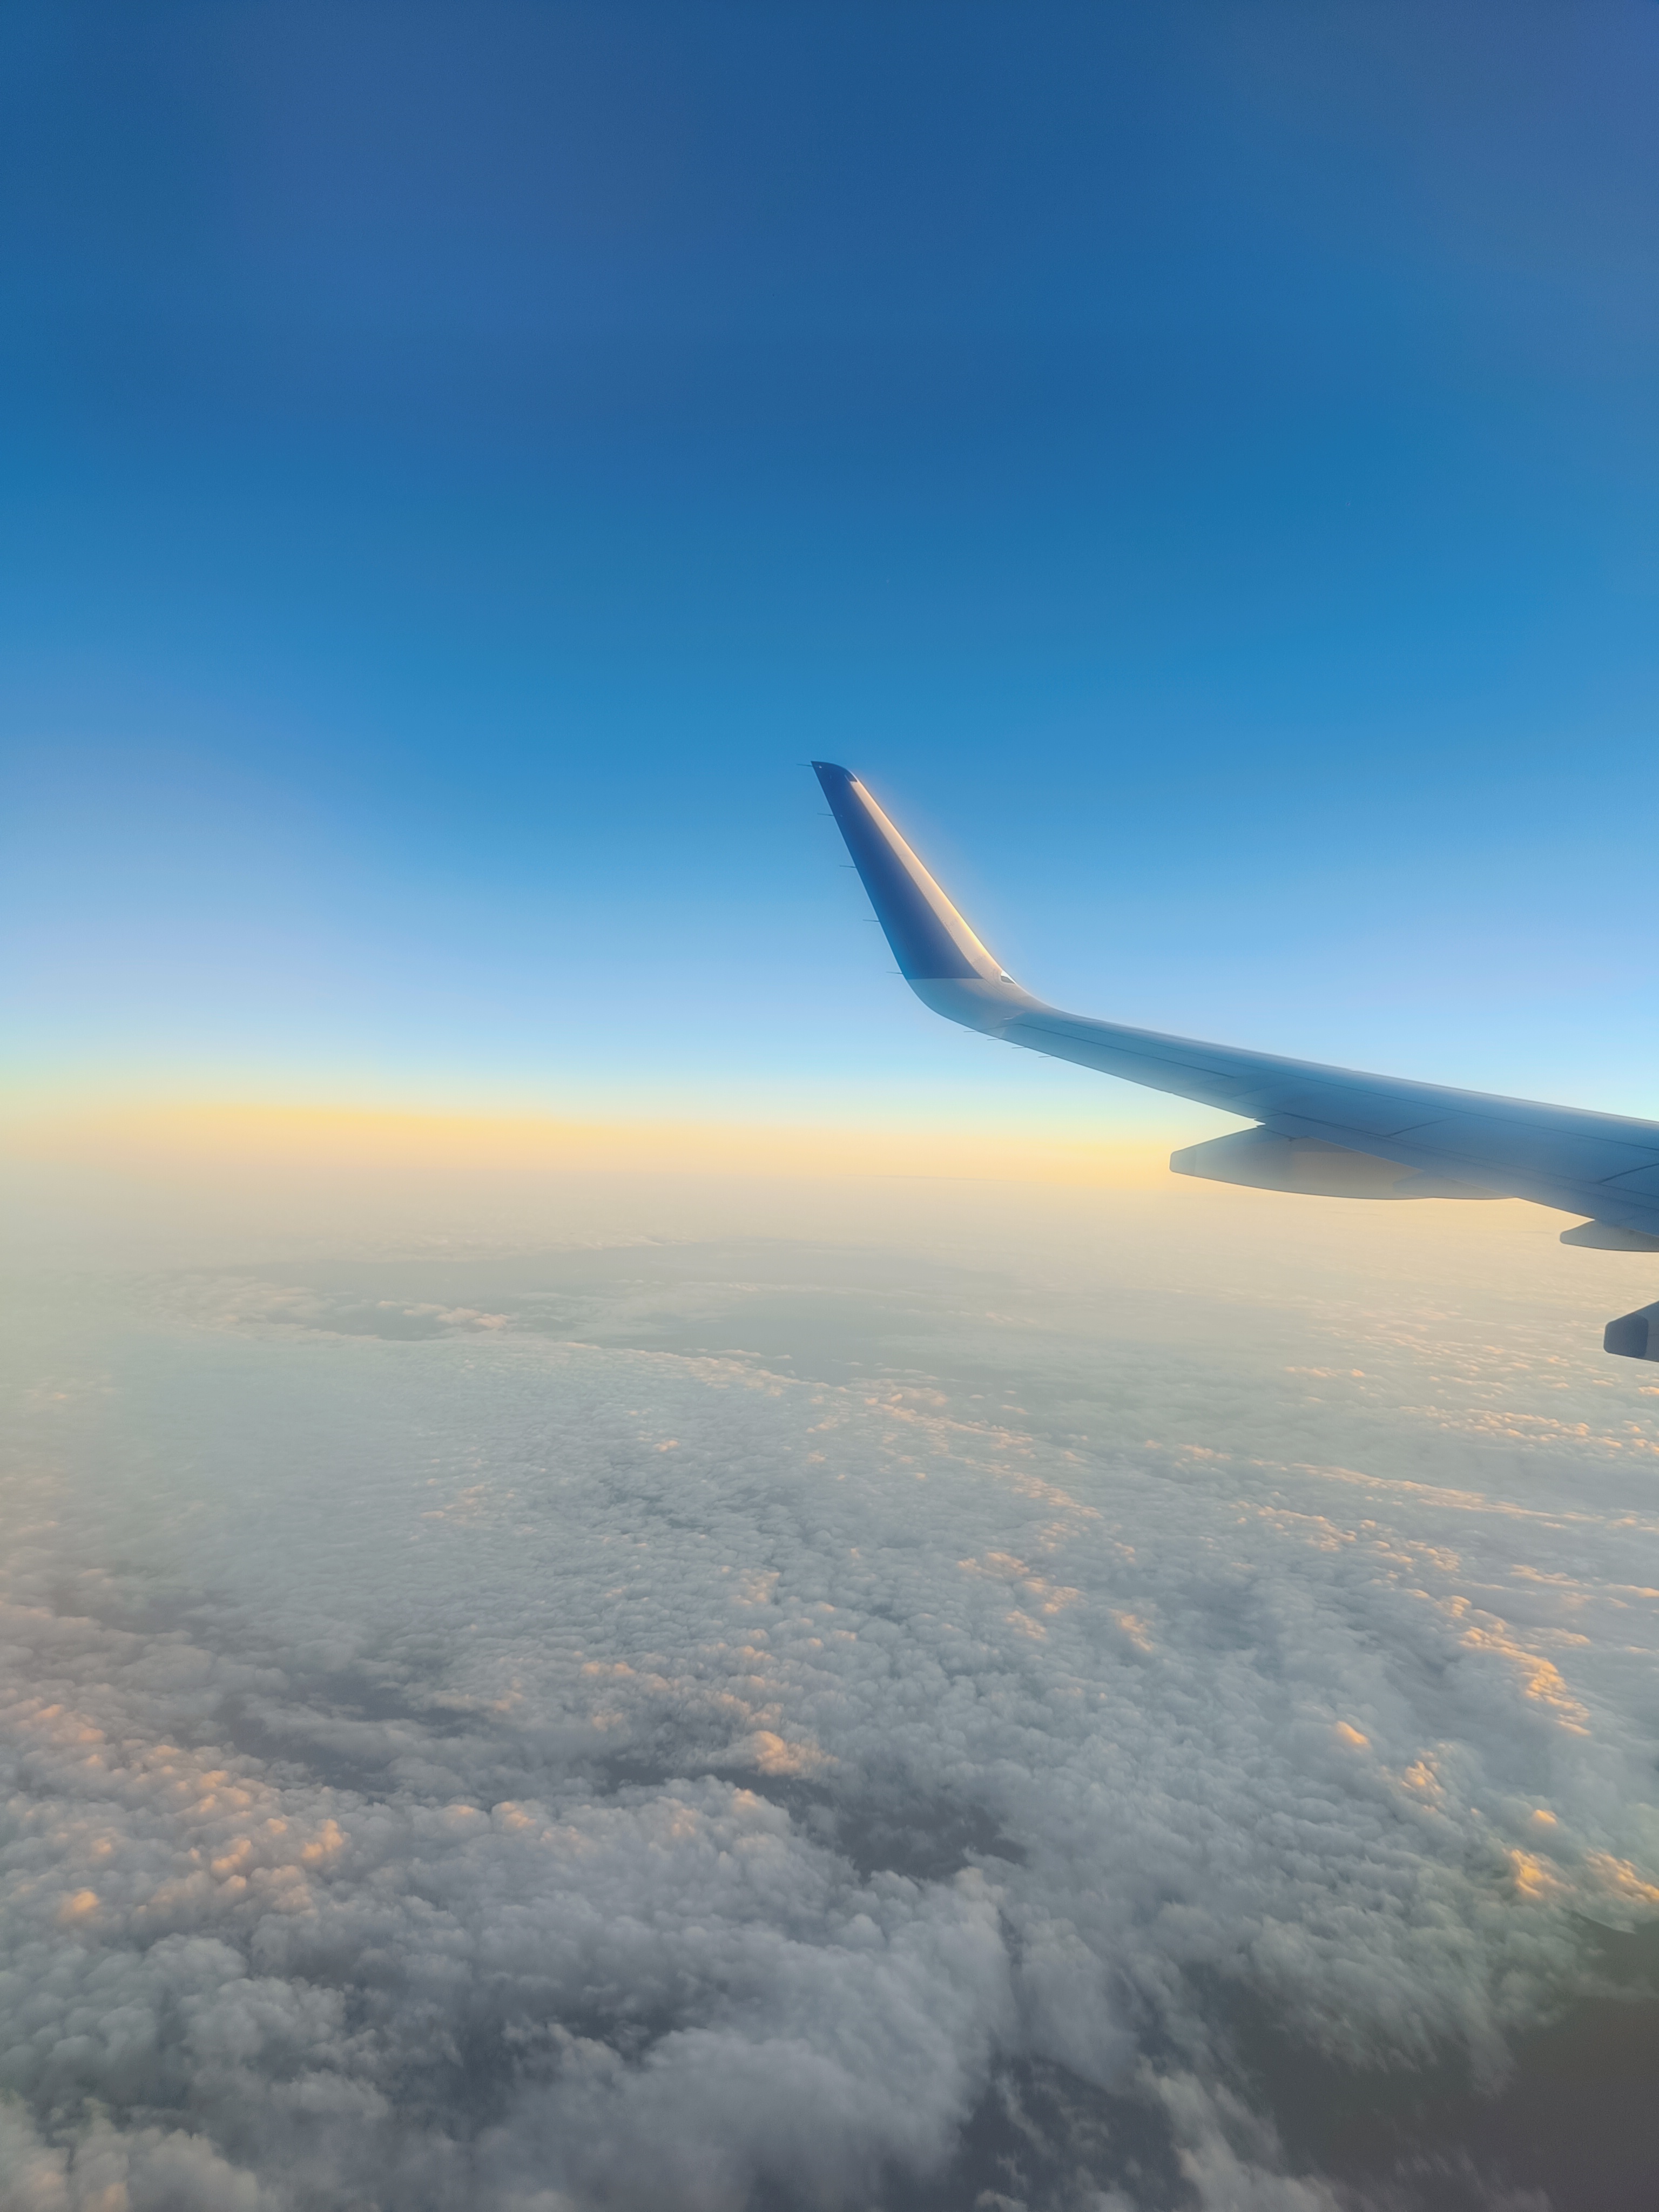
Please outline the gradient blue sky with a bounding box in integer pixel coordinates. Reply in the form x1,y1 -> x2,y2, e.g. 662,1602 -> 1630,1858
4,1 -> 1658,1135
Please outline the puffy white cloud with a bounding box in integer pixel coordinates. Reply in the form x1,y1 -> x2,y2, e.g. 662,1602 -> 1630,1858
3,1225 -> 1658,2208
0,2099 -> 265,2211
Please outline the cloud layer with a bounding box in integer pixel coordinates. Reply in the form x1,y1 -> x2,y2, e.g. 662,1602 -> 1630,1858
4,1226 -> 1659,2209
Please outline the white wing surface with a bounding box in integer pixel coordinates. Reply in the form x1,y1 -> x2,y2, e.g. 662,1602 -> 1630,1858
813,762 -> 1659,1359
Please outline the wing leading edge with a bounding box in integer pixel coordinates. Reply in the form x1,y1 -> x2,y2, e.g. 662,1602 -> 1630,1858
813,762 -> 1659,1358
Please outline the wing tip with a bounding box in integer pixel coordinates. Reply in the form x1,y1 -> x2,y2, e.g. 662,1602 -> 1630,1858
810,758 -> 1001,983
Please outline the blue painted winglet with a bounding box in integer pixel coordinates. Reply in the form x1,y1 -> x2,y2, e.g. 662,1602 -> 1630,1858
812,761 -> 1001,982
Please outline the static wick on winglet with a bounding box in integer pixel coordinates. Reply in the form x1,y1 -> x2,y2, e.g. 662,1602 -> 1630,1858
812,761 -> 1659,1361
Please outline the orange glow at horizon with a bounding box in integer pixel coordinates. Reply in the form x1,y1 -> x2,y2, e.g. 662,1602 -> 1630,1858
1,1098 -> 1178,1189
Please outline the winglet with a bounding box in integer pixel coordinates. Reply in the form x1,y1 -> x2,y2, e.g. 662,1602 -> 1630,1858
813,763 -> 1008,982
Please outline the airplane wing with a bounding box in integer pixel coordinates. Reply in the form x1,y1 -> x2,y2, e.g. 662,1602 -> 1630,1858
813,761 -> 1659,1358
